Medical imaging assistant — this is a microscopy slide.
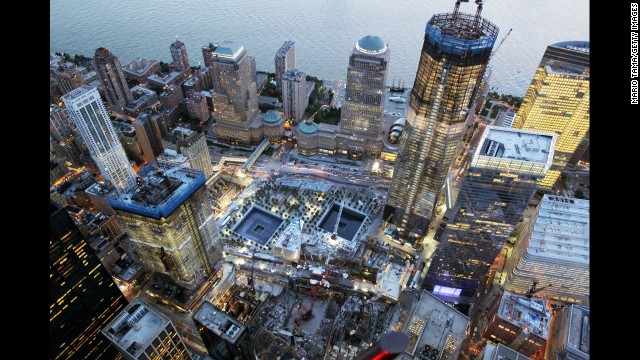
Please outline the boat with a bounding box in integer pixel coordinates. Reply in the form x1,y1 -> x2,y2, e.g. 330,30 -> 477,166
389,79 -> 405,93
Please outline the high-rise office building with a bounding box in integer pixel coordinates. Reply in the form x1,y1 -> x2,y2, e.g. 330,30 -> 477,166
102,298 -> 192,360
512,41 -> 590,189
209,41 -> 260,146
384,2 -> 499,235
62,85 -> 137,193
545,304 -> 590,360
51,62 -> 85,95
133,113 -> 164,163
339,35 -> 390,139
94,47 -> 134,108
185,89 -> 210,122
170,37 -> 190,72
504,195 -> 589,304
201,42 -> 217,68
275,40 -> 296,94
171,127 -> 215,179
50,104 -> 83,165
50,157 -> 70,186
159,84 -> 184,110
282,69 -> 307,123
109,162 -> 222,288
50,104 -> 75,143
193,301 -> 247,360
424,127 -> 557,300
50,202 -> 129,359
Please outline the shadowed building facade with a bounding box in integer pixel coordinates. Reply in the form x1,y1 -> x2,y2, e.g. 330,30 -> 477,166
384,3 -> 499,236
209,41 -> 261,146
424,127 -> 556,302
50,202 -> 129,359
94,47 -> 134,109
275,40 -> 296,94
170,37 -> 190,72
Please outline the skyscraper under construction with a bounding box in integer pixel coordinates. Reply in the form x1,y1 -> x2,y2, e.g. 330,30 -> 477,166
384,1 -> 499,236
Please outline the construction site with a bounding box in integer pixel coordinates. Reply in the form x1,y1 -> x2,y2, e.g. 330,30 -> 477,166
199,258 -> 402,360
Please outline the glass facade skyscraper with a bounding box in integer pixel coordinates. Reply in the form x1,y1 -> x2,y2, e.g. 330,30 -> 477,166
384,5 -> 499,236
50,202 -> 129,359
423,126 -> 557,301
512,41 -> 590,189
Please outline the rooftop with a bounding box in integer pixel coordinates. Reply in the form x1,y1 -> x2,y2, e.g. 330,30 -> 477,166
147,70 -> 182,85
481,343 -> 531,360
355,35 -> 387,54
276,40 -> 295,57
173,126 -> 194,138
103,299 -> 171,358
213,40 -> 244,59
426,12 -> 499,56
566,305 -> 590,355
302,182 -> 332,193
477,126 -> 556,164
61,84 -> 99,103
158,148 -> 189,164
298,120 -> 319,135
551,41 -> 590,53
262,110 -> 283,124
124,58 -> 158,74
280,180 -> 303,188
527,195 -> 589,264
193,301 -> 246,344
283,69 -> 306,81
404,290 -> 469,359
497,291 -> 551,339
108,162 -> 206,219
273,218 -> 303,251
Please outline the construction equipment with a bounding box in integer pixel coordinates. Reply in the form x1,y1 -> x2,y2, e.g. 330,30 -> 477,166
294,281 -> 319,326
526,281 -> 552,298
490,28 -> 512,59
248,255 -> 256,294
332,189 -> 347,239
353,331 -> 410,360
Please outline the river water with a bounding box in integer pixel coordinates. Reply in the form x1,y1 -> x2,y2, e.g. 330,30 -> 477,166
50,0 -> 589,97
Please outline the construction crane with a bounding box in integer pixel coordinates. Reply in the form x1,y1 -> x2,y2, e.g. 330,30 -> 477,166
332,189 -> 347,240
490,27 -> 512,60
294,280 -> 320,326
526,281 -> 552,298
248,255 -> 256,295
